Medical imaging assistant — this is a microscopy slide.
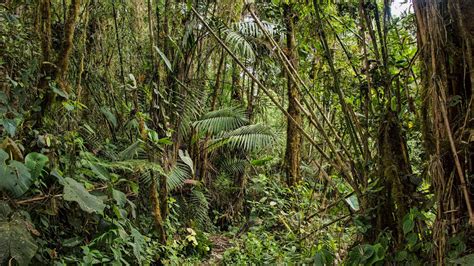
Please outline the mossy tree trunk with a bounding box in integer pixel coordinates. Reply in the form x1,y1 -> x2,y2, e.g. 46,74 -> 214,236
375,110 -> 417,246
35,0 -> 81,127
413,0 -> 474,261
283,3 -> 302,186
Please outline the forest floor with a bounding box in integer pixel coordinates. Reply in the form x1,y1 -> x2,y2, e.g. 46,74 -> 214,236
204,235 -> 233,265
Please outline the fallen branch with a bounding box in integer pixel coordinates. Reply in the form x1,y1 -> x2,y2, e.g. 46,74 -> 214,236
14,185 -> 109,205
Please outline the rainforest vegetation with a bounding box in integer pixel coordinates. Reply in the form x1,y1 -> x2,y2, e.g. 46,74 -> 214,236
0,0 -> 473,264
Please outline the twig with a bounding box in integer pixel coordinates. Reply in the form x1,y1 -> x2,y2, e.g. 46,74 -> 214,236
300,213 -> 352,241
15,185 -> 109,205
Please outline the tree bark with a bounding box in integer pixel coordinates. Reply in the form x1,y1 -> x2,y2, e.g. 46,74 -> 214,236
35,0 -> 81,127
413,0 -> 474,262
56,0 -> 80,91
283,3 -> 302,186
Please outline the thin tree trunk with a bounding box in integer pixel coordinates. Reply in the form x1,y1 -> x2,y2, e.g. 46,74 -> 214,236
34,0 -> 80,128
210,49 -> 225,110
112,0 -> 125,87
56,0 -> 81,91
283,3 -> 302,186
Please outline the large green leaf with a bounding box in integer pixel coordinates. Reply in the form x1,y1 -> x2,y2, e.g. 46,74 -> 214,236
0,149 -> 32,197
0,213 -> 38,265
0,119 -> 17,137
178,149 -> 194,175
25,152 -> 49,179
402,216 -> 414,235
62,177 -> 106,214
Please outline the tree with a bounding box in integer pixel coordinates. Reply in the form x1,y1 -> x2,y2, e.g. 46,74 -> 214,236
413,0 -> 474,261
283,3 -> 302,186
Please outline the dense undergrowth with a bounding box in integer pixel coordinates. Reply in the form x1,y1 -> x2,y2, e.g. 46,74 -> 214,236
1,0 -> 474,265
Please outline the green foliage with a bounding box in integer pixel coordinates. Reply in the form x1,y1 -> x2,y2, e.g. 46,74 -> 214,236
218,24 -> 256,61
223,232 -> 285,264
59,176 -> 107,215
167,163 -> 192,191
189,189 -> 212,228
60,219 -> 157,265
0,0 -> 470,264
193,107 -> 248,134
0,149 -> 32,197
347,243 -> 386,265
451,253 -> 474,266
25,152 -> 49,179
154,46 -> 173,72
210,124 -> 275,152
0,203 -> 38,265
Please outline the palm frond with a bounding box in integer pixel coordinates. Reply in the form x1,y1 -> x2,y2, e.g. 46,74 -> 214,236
174,82 -> 207,140
218,157 -> 248,175
213,21 -> 256,61
223,28 -> 256,60
193,107 -> 248,135
167,162 -> 193,191
235,20 -> 276,39
209,124 -> 275,152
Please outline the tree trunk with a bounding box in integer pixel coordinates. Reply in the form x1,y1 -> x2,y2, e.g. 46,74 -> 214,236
376,110 -> 416,246
283,3 -> 302,186
35,0 -> 81,127
210,49 -> 225,110
413,0 -> 474,262
56,0 -> 80,91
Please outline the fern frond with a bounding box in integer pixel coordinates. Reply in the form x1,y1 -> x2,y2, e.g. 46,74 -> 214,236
190,189 -> 212,228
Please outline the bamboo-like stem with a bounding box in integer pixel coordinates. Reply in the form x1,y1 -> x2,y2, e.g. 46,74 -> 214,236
312,1 -> 365,157
190,6 -> 362,196
249,9 -> 353,161
248,8 -> 361,193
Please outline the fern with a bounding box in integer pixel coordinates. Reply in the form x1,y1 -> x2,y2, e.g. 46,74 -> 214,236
189,189 -> 212,229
